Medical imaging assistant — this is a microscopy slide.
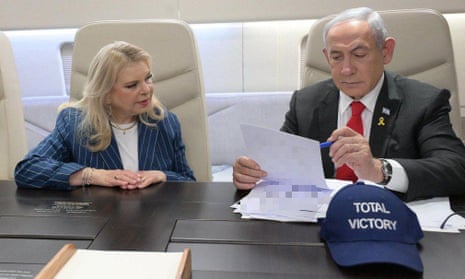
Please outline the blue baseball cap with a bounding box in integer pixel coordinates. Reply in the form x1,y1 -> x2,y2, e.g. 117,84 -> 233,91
319,183 -> 424,272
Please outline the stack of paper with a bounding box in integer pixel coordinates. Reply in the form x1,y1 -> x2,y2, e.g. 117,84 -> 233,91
232,179 -> 349,222
408,197 -> 465,233
233,124 -> 465,232
233,124 -> 351,222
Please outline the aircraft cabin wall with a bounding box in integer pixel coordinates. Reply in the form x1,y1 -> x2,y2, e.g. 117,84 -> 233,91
1,0 -> 465,29
1,0 -> 465,180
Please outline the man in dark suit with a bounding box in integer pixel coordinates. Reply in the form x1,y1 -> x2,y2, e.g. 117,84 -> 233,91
233,7 -> 465,201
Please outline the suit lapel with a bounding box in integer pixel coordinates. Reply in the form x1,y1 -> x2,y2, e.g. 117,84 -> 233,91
318,89 -> 339,141
317,87 -> 339,178
98,135 -> 124,169
369,73 -> 401,157
138,122 -> 160,170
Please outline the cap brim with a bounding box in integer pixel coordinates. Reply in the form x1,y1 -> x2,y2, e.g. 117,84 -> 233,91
326,240 -> 423,273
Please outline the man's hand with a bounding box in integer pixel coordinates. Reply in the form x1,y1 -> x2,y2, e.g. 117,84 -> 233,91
327,127 -> 384,183
232,156 -> 267,190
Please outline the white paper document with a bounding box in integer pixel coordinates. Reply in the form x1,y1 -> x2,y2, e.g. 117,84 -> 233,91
240,124 -> 328,186
233,179 -> 349,222
234,124 -> 350,222
407,197 -> 465,233
233,124 -> 465,232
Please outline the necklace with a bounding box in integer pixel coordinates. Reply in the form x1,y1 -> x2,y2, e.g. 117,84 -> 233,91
111,121 -> 137,135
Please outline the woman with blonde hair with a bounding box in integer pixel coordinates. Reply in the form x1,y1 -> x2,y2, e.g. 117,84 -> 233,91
15,41 -> 195,190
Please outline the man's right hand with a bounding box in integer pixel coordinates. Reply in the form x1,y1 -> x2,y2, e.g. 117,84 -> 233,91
232,156 -> 267,190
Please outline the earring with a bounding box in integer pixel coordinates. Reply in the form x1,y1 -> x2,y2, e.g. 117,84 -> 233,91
106,104 -> 112,117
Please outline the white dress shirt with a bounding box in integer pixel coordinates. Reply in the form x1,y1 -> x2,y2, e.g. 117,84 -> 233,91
338,73 -> 408,193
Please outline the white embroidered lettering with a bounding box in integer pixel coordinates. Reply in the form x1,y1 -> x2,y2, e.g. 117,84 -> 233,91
348,218 -> 357,229
352,202 -> 391,214
348,218 -> 397,230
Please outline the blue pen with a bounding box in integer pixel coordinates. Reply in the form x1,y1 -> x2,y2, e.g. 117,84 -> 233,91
319,141 -> 333,148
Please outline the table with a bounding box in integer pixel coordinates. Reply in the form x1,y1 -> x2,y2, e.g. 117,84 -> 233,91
0,180 -> 464,278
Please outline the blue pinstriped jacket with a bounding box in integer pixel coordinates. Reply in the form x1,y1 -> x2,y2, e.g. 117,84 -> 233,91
15,107 -> 195,189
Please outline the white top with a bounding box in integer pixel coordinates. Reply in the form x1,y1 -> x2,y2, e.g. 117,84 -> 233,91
111,122 -> 139,171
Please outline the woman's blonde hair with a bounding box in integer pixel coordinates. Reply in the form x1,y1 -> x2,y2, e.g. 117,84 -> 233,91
61,41 -> 165,151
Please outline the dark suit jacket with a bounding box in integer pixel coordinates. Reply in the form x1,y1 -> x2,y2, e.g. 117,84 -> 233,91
15,107 -> 195,190
281,71 -> 465,201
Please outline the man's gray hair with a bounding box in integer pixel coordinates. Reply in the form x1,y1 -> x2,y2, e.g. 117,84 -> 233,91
323,7 -> 388,49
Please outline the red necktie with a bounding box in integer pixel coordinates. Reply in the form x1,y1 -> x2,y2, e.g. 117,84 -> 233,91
335,101 -> 365,182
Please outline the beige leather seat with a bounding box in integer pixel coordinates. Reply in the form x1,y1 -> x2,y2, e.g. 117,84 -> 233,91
301,9 -> 463,139
0,31 -> 28,180
70,20 -> 211,181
